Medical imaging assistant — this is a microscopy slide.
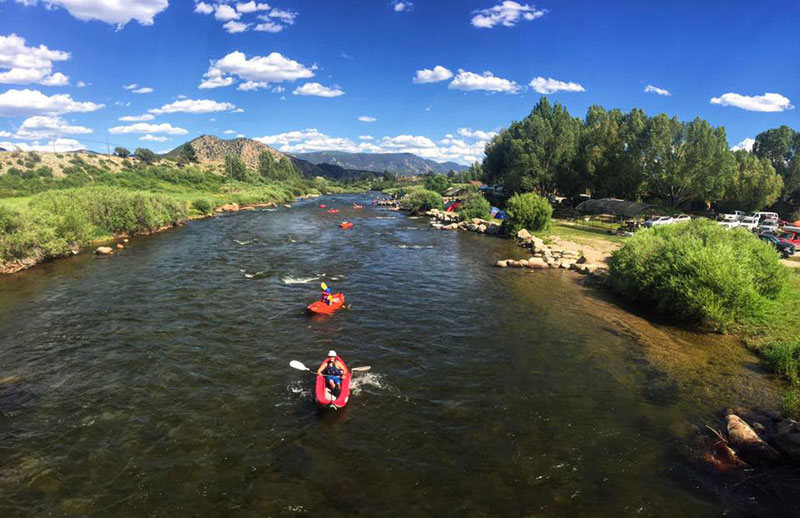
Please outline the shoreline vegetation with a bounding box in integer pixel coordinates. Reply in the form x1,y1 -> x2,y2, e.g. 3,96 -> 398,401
0,148 -> 370,274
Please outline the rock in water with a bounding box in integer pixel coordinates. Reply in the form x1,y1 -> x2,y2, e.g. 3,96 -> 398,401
726,414 -> 781,466
95,247 -> 113,255
770,431 -> 800,464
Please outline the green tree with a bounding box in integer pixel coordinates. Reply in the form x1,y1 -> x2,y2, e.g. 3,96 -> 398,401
225,154 -> 248,181
505,192 -> 552,234
114,147 -> 130,158
424,173 -> 451,194
401,189 -> 443,213
753,125 -> 800,201
134,148 -> 157,165
175,144 -> 197,166
722,151 -> 783,212
258,151 -> 277,180
459,192 -> 491,220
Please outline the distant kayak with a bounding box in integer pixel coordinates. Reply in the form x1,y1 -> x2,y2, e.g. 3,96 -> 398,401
307,293 -> 345,315
353,204 -> 363,210
327,209 -> 340,214
340,221 -> 354,229
315,355 -> 351,409
320,204 -> 327,208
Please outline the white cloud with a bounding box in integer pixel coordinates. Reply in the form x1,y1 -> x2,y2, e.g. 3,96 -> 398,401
232,108 -> 244,113
236,1 -> 270,13
139,134 -> 168,142
271,85 -> 285,93
132,86 -> 153,94
359,135 -> 373,140
0,130 -> 10,137
149,99 -> 237,114
0,34 -> 71,86
731,138 -> 755,152
358,115 -> 377,122
0,137 -> 83,152
0,89 -> 103,117
710,92 -> 794,113
237,80 -> 269,91
471,1 -> 547,29
223,129 -> 237,134
392,1 -> 413,12
236,133 -> 245,138
223,20 -> 250,33
194,2 -> 214,14
119,113 -> 155,121
214,4 -> 241,21
256,128 -> 360,153
449,69 -> 520,93
458,127 -> 497,140
644,84 -> 671,96
200,51 -> 315,89
254,20 -> 284,32
108,122 -> 188,135
16,0 -> 169,28
293,82 -> 345,97
528,76 -> 585,94
14,115 -> 92,139
123,83 -> 138,90
76,80 -> 88,88
267,8 -> 297,23
413,65 -> 453,84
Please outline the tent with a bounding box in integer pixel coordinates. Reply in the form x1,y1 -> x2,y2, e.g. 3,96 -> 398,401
490,207 -> 508,220
444,201 -> 462,212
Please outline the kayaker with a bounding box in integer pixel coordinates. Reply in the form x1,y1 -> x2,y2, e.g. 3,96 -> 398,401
320,282 -> 332,305
317,350 -> 345,394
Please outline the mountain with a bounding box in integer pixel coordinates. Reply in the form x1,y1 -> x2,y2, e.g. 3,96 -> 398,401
167,135 -> 285,171
291,151 -> 468,175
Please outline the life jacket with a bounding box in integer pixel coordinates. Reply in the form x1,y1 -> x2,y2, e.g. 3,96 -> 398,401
323,362 -> 342,377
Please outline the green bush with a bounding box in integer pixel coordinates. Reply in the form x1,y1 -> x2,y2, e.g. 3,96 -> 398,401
424,174 -> 451,195
401,189 -> 443,213
192,198 -> 215,215
764,341 -> 800,386
607,219 -> 789,329
459,192 -> 491,221
505,192 -> 552,234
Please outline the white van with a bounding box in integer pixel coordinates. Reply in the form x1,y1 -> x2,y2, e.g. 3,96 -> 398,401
752,212 -> 779,223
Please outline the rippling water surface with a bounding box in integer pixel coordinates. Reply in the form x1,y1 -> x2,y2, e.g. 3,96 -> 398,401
0,194 -> 791,517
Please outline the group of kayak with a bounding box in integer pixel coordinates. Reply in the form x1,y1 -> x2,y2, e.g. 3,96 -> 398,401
321,203 -> 361,230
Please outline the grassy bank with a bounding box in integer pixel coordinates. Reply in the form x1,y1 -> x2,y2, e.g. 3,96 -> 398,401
0,152 -> 360,271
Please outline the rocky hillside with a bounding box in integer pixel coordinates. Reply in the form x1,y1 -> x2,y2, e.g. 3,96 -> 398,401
292,151 -> 468,175
170,135 -> 285,171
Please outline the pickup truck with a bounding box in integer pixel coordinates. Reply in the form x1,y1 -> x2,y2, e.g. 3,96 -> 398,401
738,216 -> 760,231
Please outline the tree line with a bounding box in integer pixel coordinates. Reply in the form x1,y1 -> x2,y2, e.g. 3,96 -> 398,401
481,98 -> 799,213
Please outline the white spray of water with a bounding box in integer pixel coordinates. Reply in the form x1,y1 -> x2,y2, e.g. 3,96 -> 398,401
281,276 -> 319,285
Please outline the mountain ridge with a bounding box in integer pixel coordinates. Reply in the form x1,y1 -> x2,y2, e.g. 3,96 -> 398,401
291,151 -> 468,175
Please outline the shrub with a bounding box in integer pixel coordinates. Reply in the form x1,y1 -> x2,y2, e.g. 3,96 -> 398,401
764,342 -> 800,386
505,192 -> 552,234
424,174 -> 451,194
401,189 -> 443,213
459,192 -> 491,221
192,198 -> 215,215
607,219 -> 790,329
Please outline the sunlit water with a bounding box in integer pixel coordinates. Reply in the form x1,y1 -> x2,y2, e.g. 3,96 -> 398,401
0,194 -> 793,517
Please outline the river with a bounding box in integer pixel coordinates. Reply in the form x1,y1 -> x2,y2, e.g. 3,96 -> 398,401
0,194 -> 794,517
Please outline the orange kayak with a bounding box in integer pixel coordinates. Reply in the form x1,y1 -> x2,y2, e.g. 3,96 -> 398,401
327,209 -> 339,214
353,204 -> 363,210
307,293 -> 345,315
340,221 -> 354,229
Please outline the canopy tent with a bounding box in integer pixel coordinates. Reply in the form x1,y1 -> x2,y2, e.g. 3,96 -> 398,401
575,198 -> 653,218
490,207 -> 508,220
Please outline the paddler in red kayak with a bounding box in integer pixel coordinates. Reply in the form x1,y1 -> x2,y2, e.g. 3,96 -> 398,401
316,350 -> 345,395
320,282 -> 332,305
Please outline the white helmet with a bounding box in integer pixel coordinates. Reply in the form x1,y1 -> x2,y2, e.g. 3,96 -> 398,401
327,350 -> 337,357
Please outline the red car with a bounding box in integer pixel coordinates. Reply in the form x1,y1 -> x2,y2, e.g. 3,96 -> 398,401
778,230 -> 800,247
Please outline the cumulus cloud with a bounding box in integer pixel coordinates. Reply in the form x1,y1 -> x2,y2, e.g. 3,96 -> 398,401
76,81 -> 88,88
392,1 -> 413,12
0,137 -> 83,152
108,122 -> 188,135
119,113 -> 155,121
292,82 -> 345,97
644,84 -> 671,96
256,128 -> 360,153
528,76 -> 585,94
14,115 -> 92,139
214,4 -> 241,21
194,1 -> 297,33
0,34 -> 71,86
449,69 -> 520,93
358,115 -> 377,122
710,92 -> 794,113
132,86 -> 153,94
199,51 -> 315,89
15,0 -> 169,28
236,2 -> 271,14
457,127 -> 497,140
413,65 -> 453,84
731,138 -> 755,152
359,135 -> 373,140
194,2 -> 214,14
0,89 -> 103,117
149,99 -> 237,114
223,20 -> 250,33
223,129 -> 237,134
139,134 -> 168,142
471,1 -> 547,29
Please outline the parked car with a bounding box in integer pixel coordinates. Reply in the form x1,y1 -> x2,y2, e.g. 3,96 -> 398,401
721,214 -> 740,223
752,211 -> 780,223
738,216 -> 760,231
778,231 -> 800,247
733,210 -> 748,220
760,233 -> 796,258
718,220 -> 740,230
645,216 -> 674,227
673,215 -> 691,223
759,219 -> 779,233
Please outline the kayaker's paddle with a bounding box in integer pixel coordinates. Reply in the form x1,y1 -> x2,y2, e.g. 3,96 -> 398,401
290,360 -> 370,374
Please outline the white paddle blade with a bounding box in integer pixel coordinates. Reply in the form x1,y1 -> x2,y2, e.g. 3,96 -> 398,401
351,366 -> 371,372
290,360 -> 309,371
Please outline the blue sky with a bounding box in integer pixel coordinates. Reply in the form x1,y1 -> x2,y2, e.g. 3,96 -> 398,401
0,0 -> 798,164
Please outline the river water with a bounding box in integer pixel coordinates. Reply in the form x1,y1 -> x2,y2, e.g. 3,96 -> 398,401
0,194 -> 794,517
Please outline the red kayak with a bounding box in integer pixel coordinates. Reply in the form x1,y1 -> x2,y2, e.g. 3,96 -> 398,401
307,293 -> 345,314
320,204 -> 327,208
327,209 -> 339,214
315,355 -> 351,409
340,221 -> 354,229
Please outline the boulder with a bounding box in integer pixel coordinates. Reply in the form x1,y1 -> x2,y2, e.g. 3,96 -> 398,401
486,224 -> 500,235
517,229 -> 532,241
518,259 -> 530,267
575,255 -> 588,265
495,260 -> 508,268
509,260 -> 523,268
769,431 -> 800,464
471,218 -> 483,225
283,204 -> 292,209
549,260 -> 562,269
478,224 -> 487,233
95,246 -> 113,255
467,224 -> 478,232
123,238 -> 130,243
526,257 -> 548,269
115,243 -> 124,250
560,260 -> 575,269
726,414 -> 781,466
